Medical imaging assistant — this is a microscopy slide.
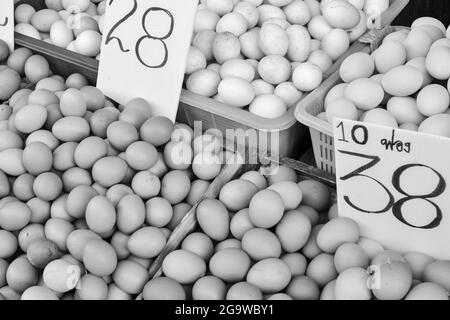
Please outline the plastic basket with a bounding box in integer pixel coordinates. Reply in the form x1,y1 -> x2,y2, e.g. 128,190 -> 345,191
15,0 -> 409,158
295,26 -> 409,175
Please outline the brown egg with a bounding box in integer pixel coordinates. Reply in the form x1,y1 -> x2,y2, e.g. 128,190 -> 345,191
140,116 -> 174,147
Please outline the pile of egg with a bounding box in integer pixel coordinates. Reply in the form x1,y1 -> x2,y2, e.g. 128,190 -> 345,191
143,166 -> 450,300
184,0 -> 391,119
320,17 -> 450,138
0,41 -> 239,300
14,0 -> 105,58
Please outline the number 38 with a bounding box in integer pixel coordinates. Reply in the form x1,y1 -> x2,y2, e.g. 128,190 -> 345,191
339,151 -> 446,229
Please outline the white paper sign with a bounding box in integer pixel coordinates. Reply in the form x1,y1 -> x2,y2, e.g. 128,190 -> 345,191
97,0 -> 197,121
334,118 -> 450,260
0,1 -> 14,51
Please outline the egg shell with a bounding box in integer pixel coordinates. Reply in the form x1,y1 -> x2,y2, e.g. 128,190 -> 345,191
283,0 -> 311,25
0,130 -> 23,152
320,280 -> 336,300
418,114 -> 450,138
91,156 -> 128,188
306,253 -> 338,288
258,55 -> 292,85
75,30 -> 102,57
0,148 -> 26,176
219,179 -> 258,211
229,209 -> 254,240
185,180 -> 209,207
363,108 -> 398,128
249,94 -> 287,118
423,261 -> 450,291
0,201 -> 31,231
21,286 -> 59,300
192,276 -> 226,300
308,15 -> 332,40
209,248 -> 251,282
26,238 -> 60,269
112,260 -> 149,295
217,77 -> 256,107
405,282 -> 449,300
281,253 -> 308,277
275,210 -> 312,253
324,83 -> 348,108
143,277 -> 186,300
426,46 -> 450,80
226,282 -> 263,300
107,121 -> 139,151
213,32 -> 241,64
159,170 -> 190,205
404,29 -> 433,60
162,250 -> 206,285
248,189 -> 285,228
22,142 -> 53,176
7,256 -> 39,295
17,224 -> 45,253
220,59 -> 255,82
382,65 -> 423,97
83,240 -> 118,277
267,181 -> 302,210
85,196 -> 116,234
411,17 -> 447,35
247,258 -> 291,293
340,52 -> 375,83
44,218 -> 73,251
374,41 -> 407,74
0,230 -> 18,259
292,62 -> 323,92
50,20 -> 74,48
181,232 -> 214,261
216,12 -> 248,37
335,267 -> 371,300
344,78 -> 384,111
258,4 -> 286,25
52,116 -> 90,142
321,28 -> 350,61
43,259 -> 80,293
14,104 -> 48,134
371,262 -> 413,300
322,0 -> 360,29
348,10 -> 368,42
186,69 -> 221,97
387,97 -> 425,125
325,98 -> 358,124
298,180 -> 331,211
240,29 -> 264,60
89,109 -> 118,138
242,228 -> 282,261
417,84 -> 450,117
25,55 -> 50,83
404,252 -> 434,280
66,229 -> 101,261
15,4 -> 36,24
196,199 -> 229,241
334,243 -> 370,274
76,274 -> 108,300
127,227 -> 166,259
317,218 -> 360,253
31,9 -> 61,32
286,275 -> 320,300
65,185 -> 98,219
357,237 -> 384,260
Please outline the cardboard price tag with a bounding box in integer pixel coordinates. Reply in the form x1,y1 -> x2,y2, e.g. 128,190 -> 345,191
97,0 -> 197,122
0,0 -> 14,51
333,118 -> 450,260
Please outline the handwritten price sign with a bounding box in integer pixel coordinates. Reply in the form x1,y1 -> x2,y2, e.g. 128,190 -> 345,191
97,0 -> 197,121
334,119 -> 450,260
0,0 -> 14,51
